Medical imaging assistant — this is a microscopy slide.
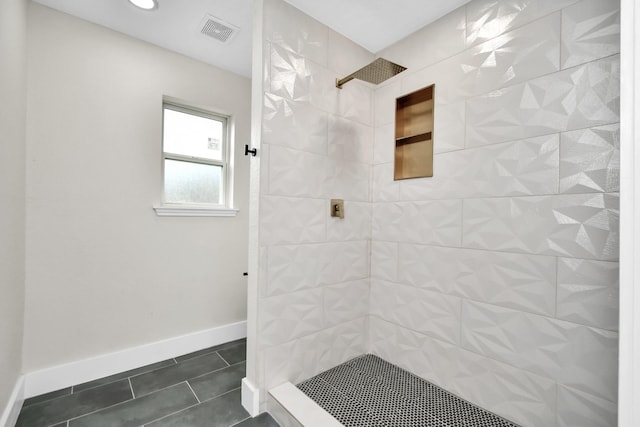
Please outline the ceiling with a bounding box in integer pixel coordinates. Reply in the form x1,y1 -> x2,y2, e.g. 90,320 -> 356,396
31,0 -> 471,78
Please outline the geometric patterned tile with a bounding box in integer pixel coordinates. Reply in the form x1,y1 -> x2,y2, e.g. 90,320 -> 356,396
263,0 -> 328,66
396,244 -> 457,294
557,258 -> 619,330
325,158 -> 370,202
368,316 -> 452,388
396,244 -> 557,316
373,200 -> 462,246
459,13 -> 560,98
378,6 -> 466,73
337,80 -> 373,126
451,344 -> 558,427
372,163 -> 400,203
259,196 -> 325,246
466,0 -> 579,47
561,0 -> 620,69
373,123 -> 394,165
262,93 -> 328,155
269,144 -> 326,198
461,300 -> 619,402
263,330 -> 322,391
323,280 -> 370,327
262,318 -> 367,391
326,201 -> 372,241
269,146 -> 370,203
317,318 -> 369,375
368,317 -> 557,427
560,123 -> 620,193
328,115 -> 373,164
370,280 -> 461,345
399,135 -> 559,201
309,61 -> 340,115
270,44 -> 312,103
450,248 -> 557,316
433,101 -> 466,154
466,55 -> 620,148
374,80 -> 401,127
462,193 -> 619,260
327,29 -> 374,81
556,385 -> 618,427
370,241 -> 398,282
259,288 -> 324,348
266,241 -> 369,296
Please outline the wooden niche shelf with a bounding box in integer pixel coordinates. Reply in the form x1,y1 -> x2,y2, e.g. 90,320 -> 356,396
394,85 -> 434,180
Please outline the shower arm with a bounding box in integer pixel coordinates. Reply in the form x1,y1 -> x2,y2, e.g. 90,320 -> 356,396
335,74 -> 355,89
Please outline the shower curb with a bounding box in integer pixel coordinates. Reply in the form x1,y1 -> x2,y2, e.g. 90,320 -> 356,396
268,382 -> 344,427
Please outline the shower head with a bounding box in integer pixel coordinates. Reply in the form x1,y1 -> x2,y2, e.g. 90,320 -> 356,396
336,58 -> 407,89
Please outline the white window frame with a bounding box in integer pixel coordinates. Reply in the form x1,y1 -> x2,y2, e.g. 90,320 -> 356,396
154,100 -> 238,217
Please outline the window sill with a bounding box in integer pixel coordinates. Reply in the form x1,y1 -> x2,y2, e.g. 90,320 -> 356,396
153,205 -> 239,217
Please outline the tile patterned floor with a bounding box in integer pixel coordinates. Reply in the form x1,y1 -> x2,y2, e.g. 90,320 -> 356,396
16,339 -> 279,427
297,354 -> 520,427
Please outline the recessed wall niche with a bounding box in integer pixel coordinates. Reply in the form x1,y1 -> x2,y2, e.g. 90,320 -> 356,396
394,85 -> 434,180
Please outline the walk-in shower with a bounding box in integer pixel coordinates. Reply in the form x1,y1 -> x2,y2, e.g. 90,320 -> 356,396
250,0 -> 622,425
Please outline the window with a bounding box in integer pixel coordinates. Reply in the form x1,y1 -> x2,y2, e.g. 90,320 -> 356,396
157,102 -> 237,217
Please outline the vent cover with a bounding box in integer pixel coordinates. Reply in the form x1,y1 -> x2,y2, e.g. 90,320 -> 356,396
199,15 -> 239,43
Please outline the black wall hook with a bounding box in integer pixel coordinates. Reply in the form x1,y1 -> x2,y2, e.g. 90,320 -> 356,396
244,145 -> 257,157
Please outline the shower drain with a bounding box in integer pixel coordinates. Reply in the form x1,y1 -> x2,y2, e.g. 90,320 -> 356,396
297,354 -> 520,427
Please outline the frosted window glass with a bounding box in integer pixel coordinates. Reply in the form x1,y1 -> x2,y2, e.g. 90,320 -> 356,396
164,159 -> 222,204
163,108 -> 223,161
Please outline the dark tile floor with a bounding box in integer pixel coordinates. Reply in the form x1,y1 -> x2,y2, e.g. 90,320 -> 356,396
16,339 -> 279,427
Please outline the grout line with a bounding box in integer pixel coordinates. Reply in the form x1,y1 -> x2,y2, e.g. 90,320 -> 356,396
373,279 -> 618,332
557,10 -> 564,76
217,351 -> 231,367
65,394 -> 137,424
459,199 -> 464,248
185,381 -> 201,404
369,235 -> 618,264
372,314 -> 618,405
147,387 -> 243,426
128,378 -> 136,399
184,359 -> 246,384
555,257 -> 560,319
200,386 -> 241,404
228,417 -> 252,427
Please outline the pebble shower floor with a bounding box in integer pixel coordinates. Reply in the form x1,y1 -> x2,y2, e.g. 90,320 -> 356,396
297,354 -> 519,427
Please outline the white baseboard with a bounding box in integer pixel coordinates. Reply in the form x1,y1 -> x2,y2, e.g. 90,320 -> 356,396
23,321 -> 247,399
0,376 -> 24,427
241,377 -> 260,417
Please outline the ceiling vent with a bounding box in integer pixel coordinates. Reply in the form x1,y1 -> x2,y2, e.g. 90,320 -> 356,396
199,14 -> 239,43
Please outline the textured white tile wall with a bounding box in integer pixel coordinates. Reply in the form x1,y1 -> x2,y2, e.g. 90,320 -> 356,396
369,317 -> 557,427
257,0 -> 374,408
372,0 -> 621,425
256,0 -> 621,425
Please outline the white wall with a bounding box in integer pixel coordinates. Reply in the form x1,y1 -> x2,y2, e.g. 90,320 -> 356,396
249,0 -> 375,407
371,0 -> 620,426
0,0 -> 27,411
23,3 -> 251,372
